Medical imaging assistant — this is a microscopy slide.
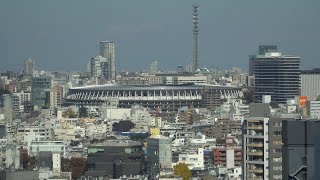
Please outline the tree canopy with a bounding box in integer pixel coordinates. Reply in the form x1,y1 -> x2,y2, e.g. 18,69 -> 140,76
174,162 -> 192,180
62,108 -> 77,118
78,106 -> 88,118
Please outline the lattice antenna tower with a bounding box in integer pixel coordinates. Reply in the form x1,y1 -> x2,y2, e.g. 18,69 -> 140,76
192,4 -> 199,72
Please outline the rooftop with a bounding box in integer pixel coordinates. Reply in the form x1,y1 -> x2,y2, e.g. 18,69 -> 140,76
91,140 -> 141,147
70,83 -> 239,91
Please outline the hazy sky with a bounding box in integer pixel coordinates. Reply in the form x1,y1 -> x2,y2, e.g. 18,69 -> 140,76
1,0 -> 319,72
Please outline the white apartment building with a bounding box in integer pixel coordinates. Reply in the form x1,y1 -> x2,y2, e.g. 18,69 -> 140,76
173,148 -> 204,170
301,72 -> 320,100
190,134 -> 216,147
13,91 -> 31,105
307,100 -> 320,119
85,123 -> 107,139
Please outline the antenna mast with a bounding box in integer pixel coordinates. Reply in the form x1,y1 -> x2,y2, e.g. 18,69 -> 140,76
192,4 -> 199,72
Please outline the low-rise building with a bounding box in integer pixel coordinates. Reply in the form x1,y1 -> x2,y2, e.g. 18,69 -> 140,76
85,140 -> 145,179
28,141 -> 66,157
174,148 -> 204,171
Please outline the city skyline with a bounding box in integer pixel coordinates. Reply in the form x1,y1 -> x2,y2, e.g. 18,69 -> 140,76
1,0 -> 319,72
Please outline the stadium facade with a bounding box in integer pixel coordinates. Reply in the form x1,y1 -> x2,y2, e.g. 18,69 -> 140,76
65,84 -> 242,112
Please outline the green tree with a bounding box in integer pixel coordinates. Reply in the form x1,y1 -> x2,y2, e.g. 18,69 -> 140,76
62,108 -> 77,118
174,162 -> 191,180
0,88 -> 10,96
61,157 -> 71,172
78,106 -> 88,118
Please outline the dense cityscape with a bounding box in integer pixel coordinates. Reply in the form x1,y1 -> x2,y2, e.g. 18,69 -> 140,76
1,2 -> 320,180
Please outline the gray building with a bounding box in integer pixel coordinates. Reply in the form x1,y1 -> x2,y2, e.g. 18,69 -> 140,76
147,135 -> 172,178
100,41 -> 116,81
85,140 -> 145,179
149,61 -> 159,75
31,77 -> 51,108
0,171 -> 39,180
90,55 -> 109,79
24,58 -> 35,76
0,124 -> 5,138
268,117 -> 285,180
249,45 -> 278,76
301,68 -> 320,100
258,45 -> 278,56
249,49 -> 300,103
282,119 -> 320,180
0,94 -> 20,122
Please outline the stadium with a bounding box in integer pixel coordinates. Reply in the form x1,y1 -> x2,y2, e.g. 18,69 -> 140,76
65,83 -> 243,111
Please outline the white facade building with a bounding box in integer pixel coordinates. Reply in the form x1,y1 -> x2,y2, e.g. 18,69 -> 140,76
301,73 -> 320,100
85,123 -> 108,139
13,91 -> 31,105
307,100 -> 320,119
164,75 -> 207,85
174,148 -> 204,170
52,153 -> 61,177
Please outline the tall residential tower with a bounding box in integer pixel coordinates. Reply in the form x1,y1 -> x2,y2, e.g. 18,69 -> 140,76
24,59 -> 35,76
100,41 -> 116,81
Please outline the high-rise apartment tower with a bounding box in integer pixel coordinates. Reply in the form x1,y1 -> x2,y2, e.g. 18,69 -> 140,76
100,41 -> 115,81
24,59 -> 35,76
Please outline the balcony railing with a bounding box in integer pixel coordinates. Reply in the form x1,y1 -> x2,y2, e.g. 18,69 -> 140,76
247,151 -> 263,156
246,143 -> 263,147
247,125 -> 263,130
247,168 -> 264,174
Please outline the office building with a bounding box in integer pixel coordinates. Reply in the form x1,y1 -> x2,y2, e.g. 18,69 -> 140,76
147,135 -> 172,176
258,45 -> 277,55
250,46 -> 278,76
85,140 -> 145,179
24,59 -> 35,76
301,68 -> 320,100
100,41 -> 116,81
282,119 -> 320,180
31,77 -> 51,108
249,48 -> 300,103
